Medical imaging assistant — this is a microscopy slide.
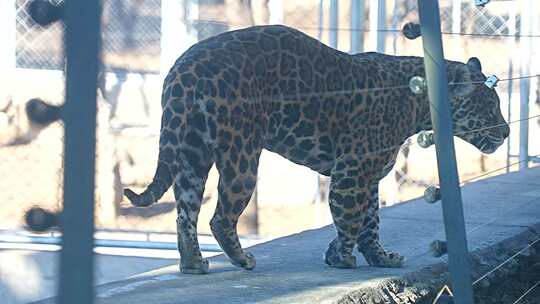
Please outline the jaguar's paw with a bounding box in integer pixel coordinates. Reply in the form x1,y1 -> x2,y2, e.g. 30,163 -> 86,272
231,251 -> 256,270
363,250 -> 405,268
180,258 -> 209,274
324,240 -> 357,269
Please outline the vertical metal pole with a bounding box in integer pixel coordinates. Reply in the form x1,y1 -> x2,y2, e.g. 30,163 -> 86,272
451,0 -> 462,34
377,0 -> 385,52
369,0 -> 386,52
58,1 -> 101,303
390,0 -> 399,55
417,2 -> 474,303
532,0 -> 540,145
350,0 -> 364,53
0,0 -> 16,71
369,0 -> 376,51
519,0 -> 532,170
329,0 -> 338,48
160,0 -> 199,75
506,4 -> 516,172
317,0 -> 324,41
268,0 -> 284,24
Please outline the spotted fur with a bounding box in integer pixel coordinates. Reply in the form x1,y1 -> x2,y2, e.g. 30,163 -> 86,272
124,25 -> 509,273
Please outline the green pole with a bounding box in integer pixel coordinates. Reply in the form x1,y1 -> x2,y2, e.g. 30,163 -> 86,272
59,0 -> 101,303
417,1 -> 474,303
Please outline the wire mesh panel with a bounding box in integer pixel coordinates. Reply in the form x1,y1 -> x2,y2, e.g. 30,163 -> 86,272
2,0 -> 539,256
15,0 -> 64,70
1,1 -> 65,231
2,0 -> 539,237
101,0 -> 161,74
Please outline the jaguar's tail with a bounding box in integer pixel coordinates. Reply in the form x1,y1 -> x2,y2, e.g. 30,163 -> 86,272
123,145 -> 176,207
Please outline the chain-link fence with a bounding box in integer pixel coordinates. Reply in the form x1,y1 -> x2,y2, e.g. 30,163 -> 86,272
1,0 -> 539,239
15,0 -> 161,72
15,0 -> 63,69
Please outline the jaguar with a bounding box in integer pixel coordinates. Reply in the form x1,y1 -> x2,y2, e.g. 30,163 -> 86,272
124,25 -> 510,274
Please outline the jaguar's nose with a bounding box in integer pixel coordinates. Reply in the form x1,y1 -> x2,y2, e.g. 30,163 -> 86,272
501,124 -> 510,139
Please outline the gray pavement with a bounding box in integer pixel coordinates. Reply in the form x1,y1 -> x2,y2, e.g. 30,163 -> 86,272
42,167 -> 540,304
0,247 -> 179,304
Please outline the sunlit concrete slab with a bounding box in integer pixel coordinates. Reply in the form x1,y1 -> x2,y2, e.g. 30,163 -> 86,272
37,167 -> 540,304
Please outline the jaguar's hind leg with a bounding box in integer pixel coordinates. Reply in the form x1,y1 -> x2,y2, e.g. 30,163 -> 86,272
357,183 -> 404,268
210,142 -> 261,271
174,154 -> 213,274
324,165 -> 367,269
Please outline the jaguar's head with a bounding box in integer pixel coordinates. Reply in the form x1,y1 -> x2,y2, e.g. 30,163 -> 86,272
447,57 -> 510,154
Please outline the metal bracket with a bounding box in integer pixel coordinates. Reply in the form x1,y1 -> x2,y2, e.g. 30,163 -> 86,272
26,98 -> 62,126
409,76 -> 427,95
27,0 -> 64,26
25,207 -> 59,232
484,75 -> 499,89
424,185 -> 441,203
402,22 -> 421,40
417,130 -> 435,148
474,0 -> 490,7
431,240 -> 448,257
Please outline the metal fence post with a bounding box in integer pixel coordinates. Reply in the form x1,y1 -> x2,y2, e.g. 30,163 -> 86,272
369,0 -> 385,52
451,0 -> 462,34
58,0 -> 101,303
329,0 -> 338,48
519,0 -> 533,170
160,0 -> 199,75
317,0 -> 324,41
268,0 -> 284,24
506,4 -> 517,172
350,0 -> 364,54
417,1 -> 474,303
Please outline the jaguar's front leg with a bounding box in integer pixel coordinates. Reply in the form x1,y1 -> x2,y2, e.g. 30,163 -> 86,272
357,182 -> 404,268
324,167 -> 369,269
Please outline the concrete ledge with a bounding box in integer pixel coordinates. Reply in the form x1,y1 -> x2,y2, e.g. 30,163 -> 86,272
37,167 -> 540,304
343,223 -> 540,304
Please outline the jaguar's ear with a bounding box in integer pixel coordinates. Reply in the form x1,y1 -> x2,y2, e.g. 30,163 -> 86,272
450,63 -> 475,98
467,57 -> 482,72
